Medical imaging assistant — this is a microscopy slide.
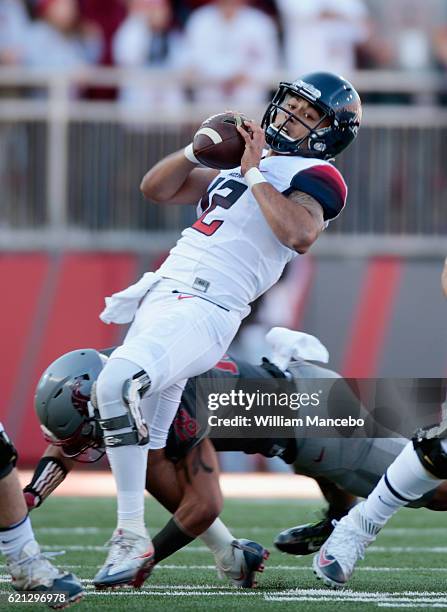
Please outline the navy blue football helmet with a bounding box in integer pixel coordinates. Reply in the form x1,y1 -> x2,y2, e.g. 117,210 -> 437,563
261,72 -> 362,159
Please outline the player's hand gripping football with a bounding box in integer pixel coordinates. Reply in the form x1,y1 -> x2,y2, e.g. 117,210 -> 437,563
236,120 -> 266,176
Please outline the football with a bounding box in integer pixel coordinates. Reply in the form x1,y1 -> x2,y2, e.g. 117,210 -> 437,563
193,112 -> 247,170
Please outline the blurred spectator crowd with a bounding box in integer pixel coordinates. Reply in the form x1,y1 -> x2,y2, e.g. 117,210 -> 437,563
1,0 -> 447,105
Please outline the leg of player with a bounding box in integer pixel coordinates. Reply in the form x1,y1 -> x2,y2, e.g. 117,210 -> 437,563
141,440 -> 222,585
313,439 -> 443,588
275,477 -> 357,555
176,442 -> 269,588
425,481 -> 447,510
145,441 -> 269,588
93,358 -> 155,590
95,291 -> 241,589
0,429 -> 84,608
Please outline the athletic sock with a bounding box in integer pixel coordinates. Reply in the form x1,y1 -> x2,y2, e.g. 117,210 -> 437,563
152,518 -> 194,563
0,515 -> 36,562
106,445 -> 148,538
199,518 -> 235,566
360,441 -> 440,527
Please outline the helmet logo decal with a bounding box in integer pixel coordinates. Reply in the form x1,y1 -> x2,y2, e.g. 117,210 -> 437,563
71,379 -> 90,416
293,80 -> 321,100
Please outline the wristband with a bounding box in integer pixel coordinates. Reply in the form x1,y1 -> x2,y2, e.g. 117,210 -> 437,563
23,488 -> 41,510
245,167 -> 267,190
184,143 -> 200,165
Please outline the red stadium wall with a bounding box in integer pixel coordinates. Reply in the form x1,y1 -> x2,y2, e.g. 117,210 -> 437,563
2,252 -> 446,466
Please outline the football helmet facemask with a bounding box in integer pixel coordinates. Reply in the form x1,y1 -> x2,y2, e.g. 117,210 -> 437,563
261,71 -> 362,159
35,349 -> 106,462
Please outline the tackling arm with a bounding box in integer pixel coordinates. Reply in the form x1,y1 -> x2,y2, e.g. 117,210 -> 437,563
23,445 -> 73,510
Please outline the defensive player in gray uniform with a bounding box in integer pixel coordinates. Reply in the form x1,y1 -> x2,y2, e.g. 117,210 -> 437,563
27,329 -> 447,591
0,425 -> 84,608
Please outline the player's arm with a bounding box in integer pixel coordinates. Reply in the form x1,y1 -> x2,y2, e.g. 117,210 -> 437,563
140,149 -> 219,205
237,122 -> 324,253
253,186 -> 324,254
23,445 -> 73,510
442,257 -> 447,298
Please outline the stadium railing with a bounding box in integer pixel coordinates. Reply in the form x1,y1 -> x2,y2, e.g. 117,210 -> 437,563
1,67 -> 447,256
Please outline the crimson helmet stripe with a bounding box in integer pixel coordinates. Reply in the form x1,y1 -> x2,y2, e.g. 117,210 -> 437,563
284,165 -> 347,220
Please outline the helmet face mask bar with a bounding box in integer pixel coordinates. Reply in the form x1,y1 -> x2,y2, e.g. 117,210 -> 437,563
40,415 -> 104,464
261,72 -> 362,160
264,88 -> 332,156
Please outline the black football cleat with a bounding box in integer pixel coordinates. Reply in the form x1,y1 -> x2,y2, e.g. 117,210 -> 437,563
274,514 -> 336,555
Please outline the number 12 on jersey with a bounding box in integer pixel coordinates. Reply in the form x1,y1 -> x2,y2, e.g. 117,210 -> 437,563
192,178 -> 248,236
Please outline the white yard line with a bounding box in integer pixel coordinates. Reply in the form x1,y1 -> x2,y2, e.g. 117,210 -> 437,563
37,543 -> 447,554
33,526 -> 447,536
3,564 -> 447,579
1,584 -> 446,606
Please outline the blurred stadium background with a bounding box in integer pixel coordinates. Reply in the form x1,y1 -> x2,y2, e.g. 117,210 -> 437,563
1,0 -> 447,472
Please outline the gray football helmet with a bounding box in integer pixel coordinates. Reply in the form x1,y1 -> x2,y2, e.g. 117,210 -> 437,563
34,349 -> 106,462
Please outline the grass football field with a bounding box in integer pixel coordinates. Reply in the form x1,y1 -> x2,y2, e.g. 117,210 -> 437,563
2,496 -> 446,611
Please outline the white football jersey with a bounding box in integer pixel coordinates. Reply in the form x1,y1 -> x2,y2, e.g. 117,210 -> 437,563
158,154 -> 347,315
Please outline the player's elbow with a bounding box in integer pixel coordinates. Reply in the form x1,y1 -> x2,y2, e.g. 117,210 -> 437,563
140,171 -> 172,203
140,177 -> 165,203
289,226 -> 319,254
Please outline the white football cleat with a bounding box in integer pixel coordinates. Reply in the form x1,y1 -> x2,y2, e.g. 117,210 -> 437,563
7,540 -> 84,608
313,504 -> 381,588
216,539 -> 269,588
93,528 -> 154,589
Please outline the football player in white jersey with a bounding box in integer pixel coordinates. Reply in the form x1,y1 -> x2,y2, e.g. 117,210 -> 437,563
94,72 -> 362,588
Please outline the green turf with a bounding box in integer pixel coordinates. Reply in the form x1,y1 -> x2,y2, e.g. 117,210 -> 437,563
2,496 -> 445,611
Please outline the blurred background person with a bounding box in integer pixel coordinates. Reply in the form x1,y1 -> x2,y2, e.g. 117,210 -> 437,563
0,0 -> 30,66
183,0 -> 279,108
275,0 -> 369,77
78,0 -> 126,99
171,0 -> 279,28
23,0 -> 102,70
365,0 -> 442,73
113,0 -> 185,110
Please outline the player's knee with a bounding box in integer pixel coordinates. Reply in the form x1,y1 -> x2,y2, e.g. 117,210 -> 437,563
96,360 -> 150,447
413,437 -> 447,479
0,430 -> 18,480
96,362 -> 128,410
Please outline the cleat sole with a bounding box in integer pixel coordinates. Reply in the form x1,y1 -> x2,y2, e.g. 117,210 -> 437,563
312,557 -> 345,590
131,553 -> 155,588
